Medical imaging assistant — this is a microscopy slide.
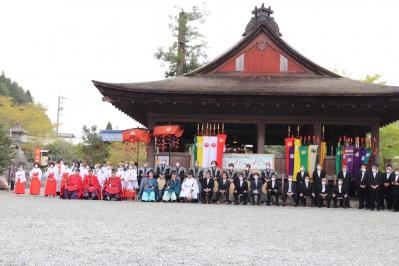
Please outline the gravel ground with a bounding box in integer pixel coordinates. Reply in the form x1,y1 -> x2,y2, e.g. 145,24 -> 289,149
1,191 -> 398,266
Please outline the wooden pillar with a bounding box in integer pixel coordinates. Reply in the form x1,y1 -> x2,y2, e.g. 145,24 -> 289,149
147,118 -> 155,166
371,125 -> 380,164
257,121 -> 265,154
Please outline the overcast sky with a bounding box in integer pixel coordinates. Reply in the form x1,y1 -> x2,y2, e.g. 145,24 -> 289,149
1,0 -> 398,139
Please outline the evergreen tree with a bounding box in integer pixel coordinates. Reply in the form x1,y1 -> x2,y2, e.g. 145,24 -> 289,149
106,122 -> 113,130
155,5 -> 208,77
80,125 -> 109,165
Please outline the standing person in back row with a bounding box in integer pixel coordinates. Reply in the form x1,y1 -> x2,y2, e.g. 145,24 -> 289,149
355,164 -> 369,209
368,164 -> 383,211
29,162 -> 42,195
381,164 -> 394,210
391,168 -> 399,212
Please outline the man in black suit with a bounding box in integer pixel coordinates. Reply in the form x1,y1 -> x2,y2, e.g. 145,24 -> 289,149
216,172 -> 230,204
355,164 -> 369,209
250,173 -> 263,205
295,166 -> 309,205
233,173 -> 248,205
381,164 -> 394,210
337,165 -> 351,188
298,176 -> 314,207
201,170 -> 214,204
312,163 -> 326,206
368,164 -> 383,211
391,168 -> 399,212
283,176 -> 297,206
243,164 -> 253,181
267,174 -> 280,206
332,179 -> 349,208
312,163 -> 326,186
315,177 -> 331,208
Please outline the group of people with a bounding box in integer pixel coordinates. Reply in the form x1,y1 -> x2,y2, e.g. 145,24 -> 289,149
6,159 -> 399,211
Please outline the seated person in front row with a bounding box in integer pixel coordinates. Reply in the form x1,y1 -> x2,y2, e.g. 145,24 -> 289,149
201,171 -> 214,204
298,176 -> 315,207
163,172 -> 181,202
104,170 -> 122,201
82,168 -> 101,200
250,173 -> 263,206
216,172 -> 230,204
233,173 -> 248,205
267,174 -> 280,206
315,177 -> 331,208
283,176 -> 297,206
180,172 -> 199,202
139,171 -> 158,202
157,173 -> 167,201
332,179 -> 349,208
64,168 -> 82,200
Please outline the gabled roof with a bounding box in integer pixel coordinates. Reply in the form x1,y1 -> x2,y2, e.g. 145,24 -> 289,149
187,4 -> 339,77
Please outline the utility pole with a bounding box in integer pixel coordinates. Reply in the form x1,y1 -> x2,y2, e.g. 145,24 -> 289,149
56,95 -> 66,136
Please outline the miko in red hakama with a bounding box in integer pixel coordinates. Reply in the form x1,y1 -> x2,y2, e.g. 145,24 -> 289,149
64,174 -> 82,200
60,172 -> 69,199
30,173 -> 41,195
104,176 -> 122,201
14,170 -> 26,194
44,173 -> 57,197
82,174 -> 101,200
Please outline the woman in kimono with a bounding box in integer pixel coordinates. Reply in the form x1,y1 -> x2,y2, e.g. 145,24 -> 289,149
162,172 -> 181,202
29,162 -> 42,195
14,165 -> 26,194
180,172 -> 199,202
139,171 -> 158,202
123,163 -> 139,200
44,162 -> 58,197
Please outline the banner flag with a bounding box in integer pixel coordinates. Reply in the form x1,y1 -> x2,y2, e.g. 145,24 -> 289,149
216,134 -> 227,167
319,142 -> 327,168
344,146 -> 355,176
335,145 -> 342,174
284,138 -> 294,175
293,138 -> 302,180
202,136 -> 210,168
299,145 -> 309,172
208,136 -> 218,167
361,147 -> 372,165
193,136 -> 198,163
197,136 -> 203,167
308,145 -> 318,176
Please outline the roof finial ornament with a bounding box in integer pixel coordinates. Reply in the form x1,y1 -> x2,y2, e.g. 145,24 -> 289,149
243,3 -> 281,37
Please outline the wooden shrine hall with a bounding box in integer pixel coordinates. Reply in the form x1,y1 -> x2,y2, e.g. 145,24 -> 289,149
93,4 -> 399,174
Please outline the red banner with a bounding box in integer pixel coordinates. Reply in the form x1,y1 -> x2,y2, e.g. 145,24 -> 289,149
122,129 -> 151,143
34,147 -> 41,163
216,134 -> 227,167
153,125 -> 184,137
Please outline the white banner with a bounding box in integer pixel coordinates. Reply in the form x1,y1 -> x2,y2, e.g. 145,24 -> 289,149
222,153 -> 275,170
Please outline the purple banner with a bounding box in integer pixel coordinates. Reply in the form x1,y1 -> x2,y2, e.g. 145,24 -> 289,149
344,146 -> 355,177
